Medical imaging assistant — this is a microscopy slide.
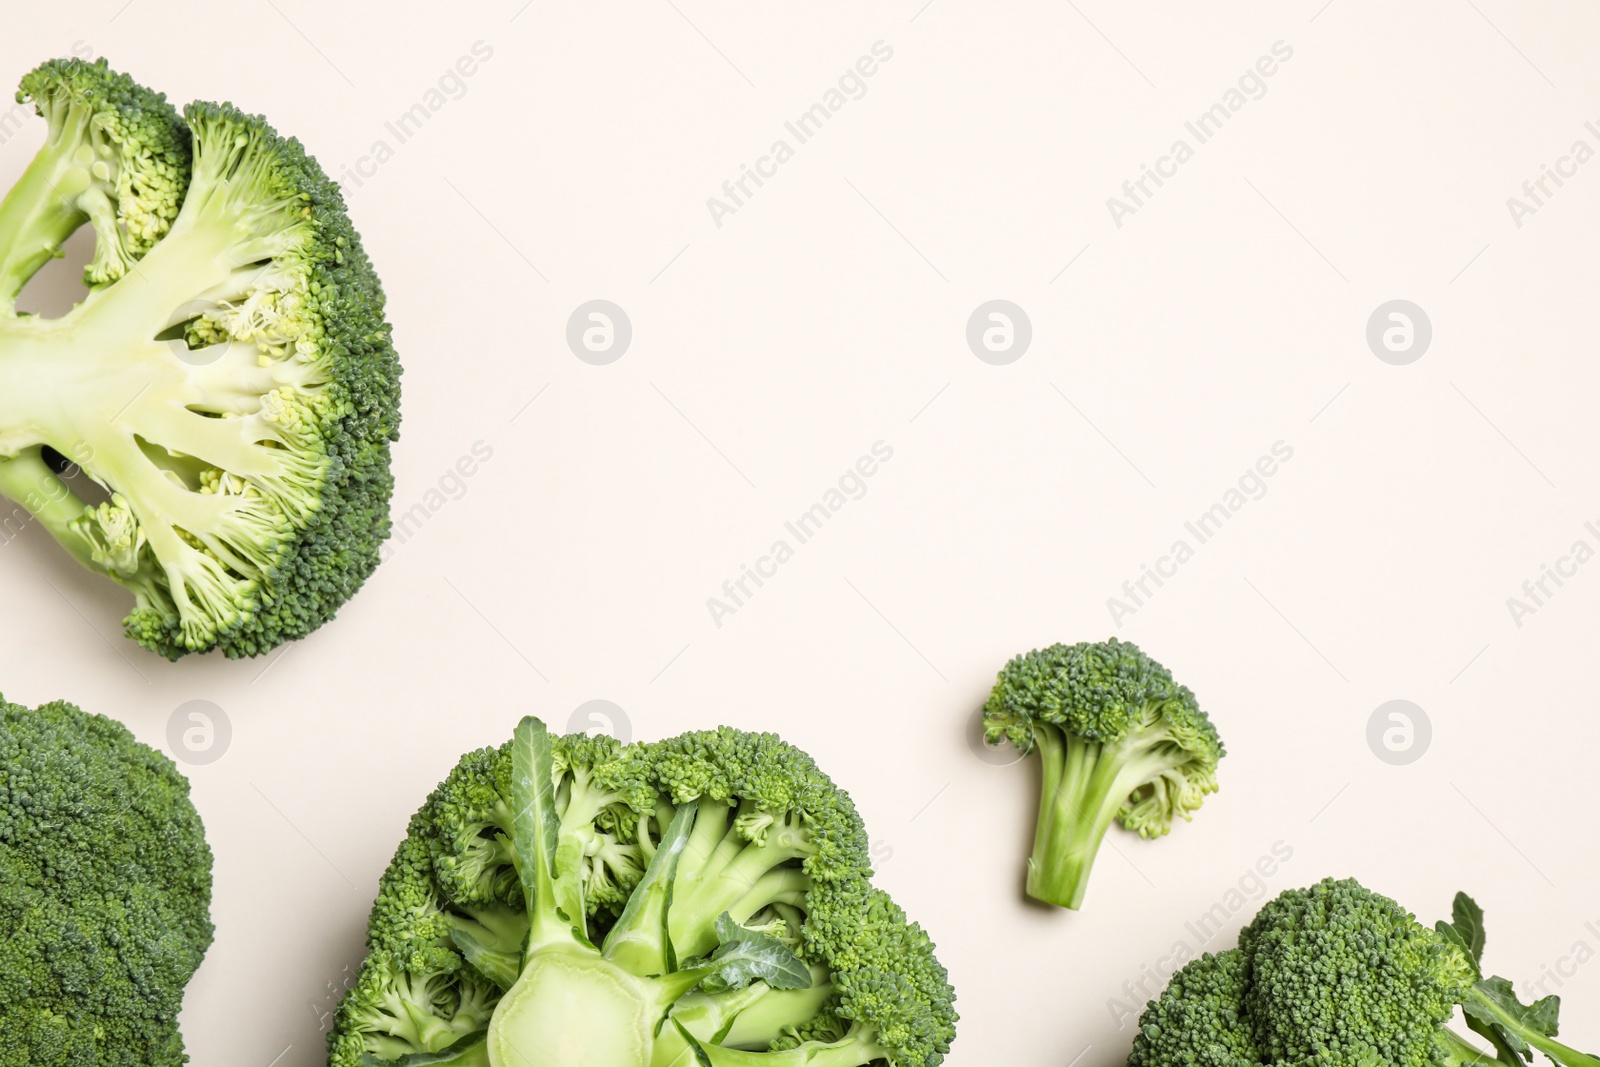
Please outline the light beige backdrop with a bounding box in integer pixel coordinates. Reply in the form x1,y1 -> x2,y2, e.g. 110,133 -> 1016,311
1,2 -> 1597,1065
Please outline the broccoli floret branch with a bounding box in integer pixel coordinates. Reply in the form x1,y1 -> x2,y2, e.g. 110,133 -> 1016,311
984,639 -> 1223,909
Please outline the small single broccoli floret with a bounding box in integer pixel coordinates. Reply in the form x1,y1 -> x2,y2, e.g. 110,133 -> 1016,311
0,57 -> 401,659
1125,878 -> 1600,1067
329,718 -> 958,1067
982,638 -> 1224,909
0,695 -> 214,1067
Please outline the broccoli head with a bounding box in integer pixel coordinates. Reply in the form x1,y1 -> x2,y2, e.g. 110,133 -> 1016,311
982,638 -> 1224,909
1127,878 -> 1600,1067
0,57 -> 401,658
329,717 -> 958,1067
0,695 -> 214,1067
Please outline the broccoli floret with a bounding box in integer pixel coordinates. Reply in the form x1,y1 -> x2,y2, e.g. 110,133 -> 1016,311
0,695 -> 214,1067
0,57 -> 401,659
329,718 -> 958,1067
1126,878 -> 1600,1067
1125,950 -> 1256,1067
1239,879 -> 1471,1066
0,58 -> 188,304
982,639 -> 1224,909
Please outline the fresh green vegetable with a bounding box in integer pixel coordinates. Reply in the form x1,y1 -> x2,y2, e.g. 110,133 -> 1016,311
0,57 -> 401,658
0,695 -> 214,1066
329,717 -> 957,1067
981,638 -> 1224,909
1128,877 -> 1600,1067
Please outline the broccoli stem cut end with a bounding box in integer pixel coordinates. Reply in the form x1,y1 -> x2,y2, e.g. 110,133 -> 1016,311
485,949 -> 657,1067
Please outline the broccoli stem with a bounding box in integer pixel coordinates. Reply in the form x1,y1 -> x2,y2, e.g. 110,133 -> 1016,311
0,100 -> 93,313
0,318 -> 262,621
670,846 -> 809,960
699,974 -> 835,1048
1436,1027 -> 1497,1066
1463,988 -> 1600,1067
1026,725 -> 1176,909
604,805 -> 696,976
669,1027 -> 887,1067
645,977 -> 835,1067
0,448 -> 95,566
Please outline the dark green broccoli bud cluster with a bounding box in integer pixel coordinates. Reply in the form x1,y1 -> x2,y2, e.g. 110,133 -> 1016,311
1125,950 -> 1257,1067
0,695 -> 214,1067
329,717 -> 957,1067
0,57 -> 400,659
1127,878 -> 1600,1067
982,638 -> 1224,909
1238,879 -> 1472,1066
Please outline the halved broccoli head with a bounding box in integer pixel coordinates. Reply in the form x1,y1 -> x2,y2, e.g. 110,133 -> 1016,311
0,57 -> 401,659
1127,878 -> 1600,1067
0,695 -> 214,1067
330,718 -> 958,1067
982,638 -> 1224,909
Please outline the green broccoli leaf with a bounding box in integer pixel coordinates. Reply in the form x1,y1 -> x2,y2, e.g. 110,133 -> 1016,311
1463,977 -> 1562,1061
690,912 -> 813,994
1452,893 -> 1488,968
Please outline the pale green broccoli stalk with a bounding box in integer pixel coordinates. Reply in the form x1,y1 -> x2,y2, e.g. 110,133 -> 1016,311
329,718 -> 958,1067
982,639 -> 1224,909
0,57 -> 401,659
0,695 -> 214,1067
1127,878 -> 1600,1067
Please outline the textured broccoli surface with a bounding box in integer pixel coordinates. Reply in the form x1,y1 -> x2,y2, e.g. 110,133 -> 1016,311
0,695 -> 214,1067
329,717 -> 958,1067
1127,878 -> 1600,1067
982,638 -> 1224,909
0,57 -> 401,658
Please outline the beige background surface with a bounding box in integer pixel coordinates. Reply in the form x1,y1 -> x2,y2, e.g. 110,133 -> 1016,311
2,2 -> 1599,1065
